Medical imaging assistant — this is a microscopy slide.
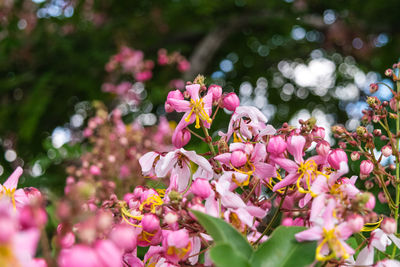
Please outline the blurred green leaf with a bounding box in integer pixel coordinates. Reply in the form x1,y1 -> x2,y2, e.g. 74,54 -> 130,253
191,210 -> 253,259
250,226 -> 316,267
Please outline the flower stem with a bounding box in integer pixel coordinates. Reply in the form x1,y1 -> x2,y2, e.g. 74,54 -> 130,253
392,79 -> 400,258
253,187 -> 288,246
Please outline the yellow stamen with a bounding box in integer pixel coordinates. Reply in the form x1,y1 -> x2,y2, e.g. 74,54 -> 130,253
166,242 -> 192,259
230,162 -> 255,186
361,216 -> 383,232
266,171 -> 294,194
1,188 -> 16,210
184,99 -> 212,129
316,228 -> 349,261
296,160 -> 328,197
156,189 -> 166,198
139,194 -> 163,213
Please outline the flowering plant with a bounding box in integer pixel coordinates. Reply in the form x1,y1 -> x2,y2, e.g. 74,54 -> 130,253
4,63 -> 400,266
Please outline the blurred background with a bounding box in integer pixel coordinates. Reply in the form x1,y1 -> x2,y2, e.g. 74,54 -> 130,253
1,0 -> 399,193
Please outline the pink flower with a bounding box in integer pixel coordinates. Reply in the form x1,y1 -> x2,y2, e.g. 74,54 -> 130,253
219,106 -> 275,142
153,148 -> 213,192
222,92 -> 240,111
162,229 -> 192,263
295,201 -> 355,261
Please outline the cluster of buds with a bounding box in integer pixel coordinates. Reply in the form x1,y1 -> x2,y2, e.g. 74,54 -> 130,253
67,105 -> 173,202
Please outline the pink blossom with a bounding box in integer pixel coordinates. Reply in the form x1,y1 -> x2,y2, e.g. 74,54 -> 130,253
162,229 -> 192,263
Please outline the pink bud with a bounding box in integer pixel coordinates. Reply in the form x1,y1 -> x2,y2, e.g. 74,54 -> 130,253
89,165 -> 101,176
58,245 -> 101,267
177,60 -> 190,72
382,145 -> 392,157
119,165 -> 131,179
385,68 -> 393,77
94,240 -> 123,267
164,212 -> 178,225
360,160 -> 374,176
222,93 -> 240,111
56,224 -> 75,249
281,217 -> 294,226
381,218 -> 397,235
172,129 -> 191,148
378,192 -> 387,204
190,178 -> 212,199
267,136 -> 287,155
312,127 -> 325,139
350,151 -> 360,161
316,141 -> 330,156
231,150 -> 247,167
208,85 -> 222,101
132,186 -> 145,199
365,193 -> 376,209
347,214 -> 364,232
369,83 -> 379,94
327,149 -> 348,169
141,214 -> 160,233
110,224 -> 137,251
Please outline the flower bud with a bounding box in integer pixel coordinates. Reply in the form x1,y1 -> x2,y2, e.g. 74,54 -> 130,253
347,214 -> 364,233
328,149 -> 348,170
381,217 -> 397,235
316,141 -> 330,156
365,180 -> 374,190
350,151 -> 360,161
208,84 -> 222,101
382,145 -> 392,157
267,136 -> 287,155
365,193 -> 376,209
312,127 -> 325,139
378,192 -> 387,204
222,93 -> 240,111
231,150 -> 247,167
141,214 -> 160,233
172,128 -> 191,149
191,178 -> 212,199
109,224 -> 137,251
89,165 -> 101,176
385,69 -> 393,77
58,245 -> 101,267
164,212 -> 178,225
369,83 -> 379,94
360,160 -> 374,176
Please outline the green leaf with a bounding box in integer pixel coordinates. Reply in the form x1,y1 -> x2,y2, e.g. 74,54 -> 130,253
210,243 -> 251,267
250,226 -> 316,267
191,210 -> 253,258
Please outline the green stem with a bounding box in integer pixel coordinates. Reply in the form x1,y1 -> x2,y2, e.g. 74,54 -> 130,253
392,80 -> 400,259
253,187 -> 288,246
